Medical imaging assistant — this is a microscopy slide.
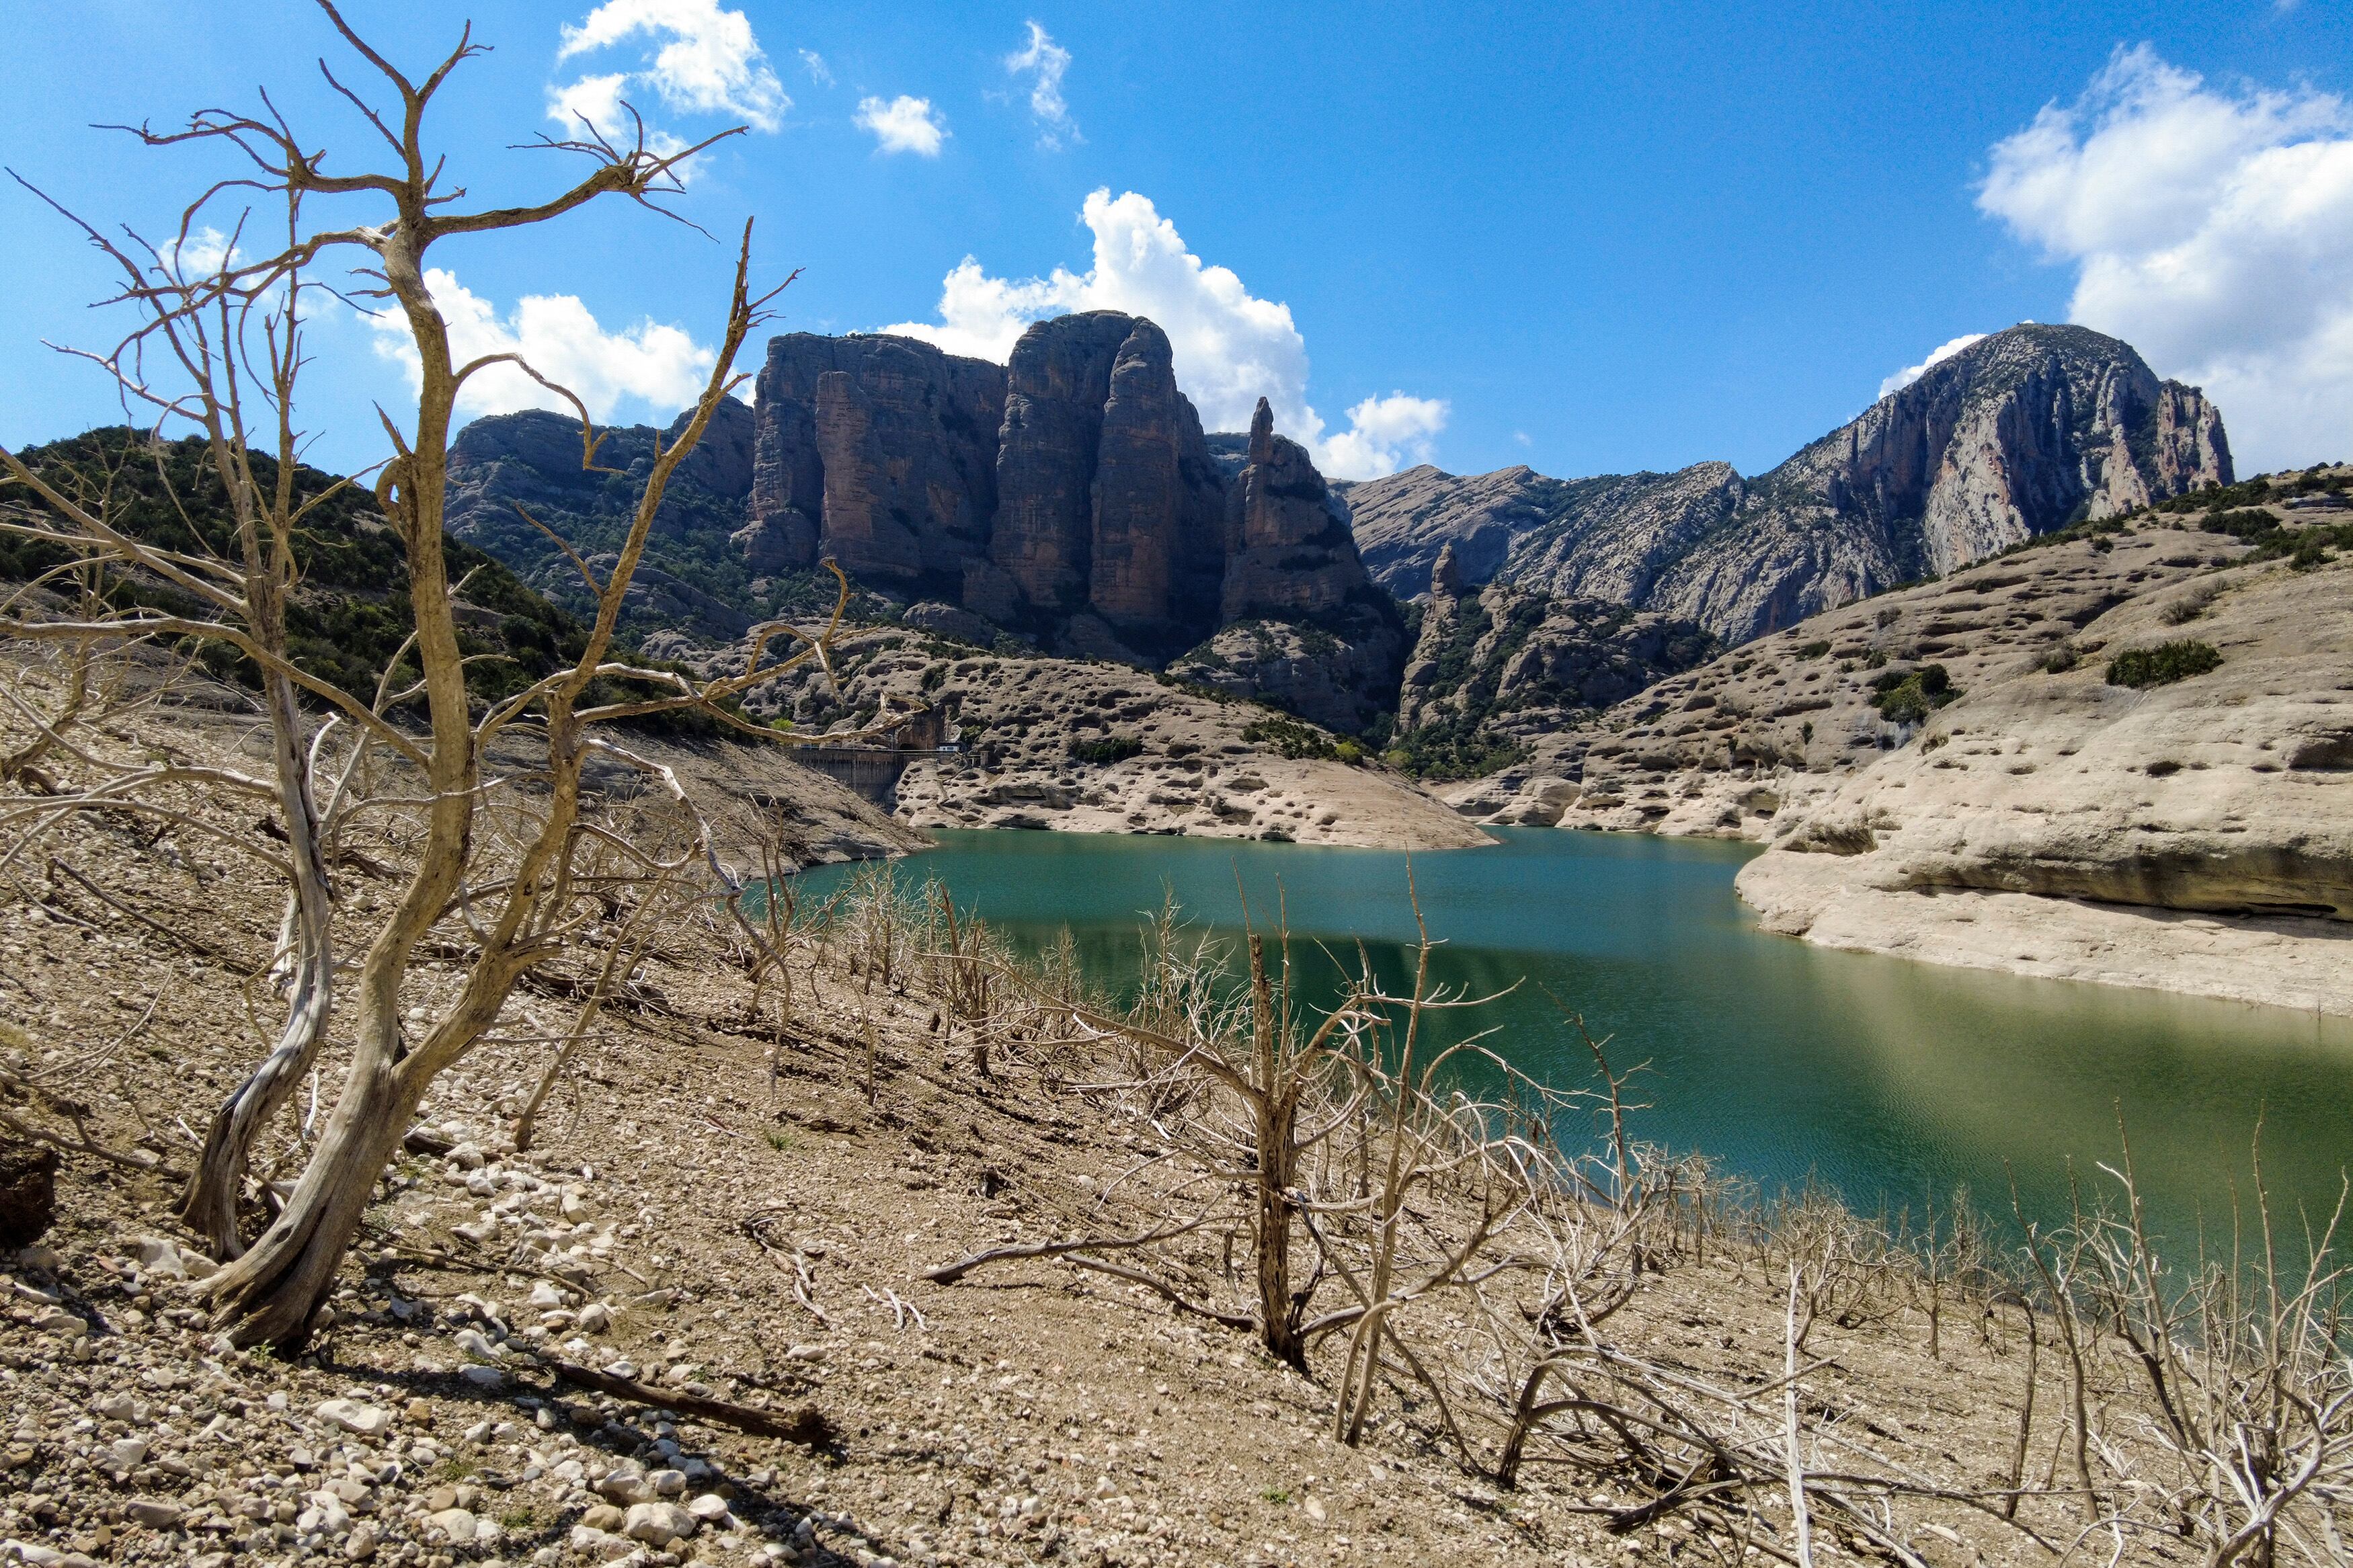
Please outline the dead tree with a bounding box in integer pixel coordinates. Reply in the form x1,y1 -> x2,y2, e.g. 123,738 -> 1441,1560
0,1 -> 848,1350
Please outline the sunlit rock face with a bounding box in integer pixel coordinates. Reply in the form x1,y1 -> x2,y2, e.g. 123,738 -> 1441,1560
1344,323 -> 2231,645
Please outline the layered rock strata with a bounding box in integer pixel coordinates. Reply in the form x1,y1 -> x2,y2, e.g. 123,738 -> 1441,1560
1477,473 -> 2353,1011
1343,324 -> 2231,643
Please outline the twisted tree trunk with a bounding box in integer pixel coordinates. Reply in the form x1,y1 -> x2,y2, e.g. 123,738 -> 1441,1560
178,661 -> 333,1255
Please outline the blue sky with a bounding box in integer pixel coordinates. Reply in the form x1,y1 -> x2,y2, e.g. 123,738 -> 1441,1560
2,1 -> 2348,483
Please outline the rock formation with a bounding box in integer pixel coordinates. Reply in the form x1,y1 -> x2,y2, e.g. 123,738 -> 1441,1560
717,625 -> 1486,849
1158,401 -> 1407,732
737,332 -> 1004,600
1084,322 -> 1228,659
442,313 -> 1398,726
1343,324 -> 2231,643
740,313 -> 1234,659
444,400 -> 763,635
1466,467 -> 2353,1009
1390,542 -> 1718,781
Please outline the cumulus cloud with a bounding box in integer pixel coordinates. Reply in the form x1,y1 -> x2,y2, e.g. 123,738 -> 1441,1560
855,95 -> 948,156
1878,332 -> 1989,399
550,0 -> 788,154
1979,44 -> 2353,470
1005,21 -> 1079,148
880,189 -> 1444,479
369,268 -> 717,421
1322,395 -> 1449,479
798,49 -> 833,87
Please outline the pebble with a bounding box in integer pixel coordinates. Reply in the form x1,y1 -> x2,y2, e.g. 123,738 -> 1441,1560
122,1498 -> 185,1529
426,1507 -> 479,1544
314,1399 -> 395,1438
623,1499 -> 699,1546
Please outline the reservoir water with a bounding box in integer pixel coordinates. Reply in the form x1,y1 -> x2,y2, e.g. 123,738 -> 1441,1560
799,827 -> 2352,1251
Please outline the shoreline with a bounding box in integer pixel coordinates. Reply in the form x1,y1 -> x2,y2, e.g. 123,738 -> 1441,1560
1733,843 -> 2353,1018
902,802 -> 2353,1020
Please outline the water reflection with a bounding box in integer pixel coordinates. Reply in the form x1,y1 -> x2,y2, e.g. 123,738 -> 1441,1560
799,827 -> 2352,1249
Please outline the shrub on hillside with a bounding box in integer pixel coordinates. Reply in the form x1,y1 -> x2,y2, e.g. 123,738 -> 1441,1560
2200,508 -> 2279,542
1871,663 -> 1956,724
1069,734 -> 1147,766
2106,641 -> 2223,690
1240,714 -> 1337,761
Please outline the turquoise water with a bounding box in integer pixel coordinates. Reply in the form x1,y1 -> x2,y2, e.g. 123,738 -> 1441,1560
798,828 -> 2353,1251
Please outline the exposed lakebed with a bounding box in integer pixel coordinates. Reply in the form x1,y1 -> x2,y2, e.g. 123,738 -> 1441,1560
799,827 -> 2352,1249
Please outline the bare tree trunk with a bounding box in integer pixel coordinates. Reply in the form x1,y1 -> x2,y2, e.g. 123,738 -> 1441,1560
204,1024 -> 419,1346
1247,935 -> 1304,1368
178,664 -> 333,1255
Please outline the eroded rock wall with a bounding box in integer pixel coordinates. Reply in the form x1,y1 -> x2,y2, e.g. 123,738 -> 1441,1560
1343,324 -> 2231,645
739,333 -> 1006,598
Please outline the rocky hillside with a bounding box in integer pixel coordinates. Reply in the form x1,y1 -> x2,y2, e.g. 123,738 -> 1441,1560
1486,466 -> 2352,1010
1388,542 -> 1718,782
446,314 -> 1402,733
0,697 -> 2167,1568
1344,324 -> 2231,643
700,624 -> 1484,850
7,429 -> 610,712
442,399 -> 793,642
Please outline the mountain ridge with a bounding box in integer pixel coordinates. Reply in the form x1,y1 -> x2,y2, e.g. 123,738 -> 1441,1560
1341,323 -> 2231,643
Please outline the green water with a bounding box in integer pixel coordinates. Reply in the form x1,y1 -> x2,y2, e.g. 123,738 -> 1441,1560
798,828 -> 2353,1250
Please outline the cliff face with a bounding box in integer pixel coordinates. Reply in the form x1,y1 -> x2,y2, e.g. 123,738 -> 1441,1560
1154,400 -> 1406,733
737,333 -> 1004,600
744,313 -> 1265,667
1086,323 -> 1230,657
1390,542 -> 1718,781
449,313 -> 1397,729
1344,324 -> 2231,645
443,399 -> 764,638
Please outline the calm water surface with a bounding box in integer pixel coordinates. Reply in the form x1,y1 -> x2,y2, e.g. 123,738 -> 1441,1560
799,828 -> 2352,1249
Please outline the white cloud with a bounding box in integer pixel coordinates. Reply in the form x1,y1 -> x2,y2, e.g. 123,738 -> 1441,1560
798,49 -> 833,87
370,267 -> 717,421
879,189 -> 1444,479
1321,394 -> 1449,479
1878,332 -> 1989,399
855,95 -> 947,157
159,226 -> 239,279
551,0 -> 788,138
1979,44 -> 2353,471
1004,21 -> 1079,148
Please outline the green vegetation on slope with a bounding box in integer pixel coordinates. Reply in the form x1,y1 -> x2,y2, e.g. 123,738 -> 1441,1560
2107,641 -> 2223,690
2,427 -> 724,731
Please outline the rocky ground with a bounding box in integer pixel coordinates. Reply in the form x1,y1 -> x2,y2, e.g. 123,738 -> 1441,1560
728,628 -> 1486,852
1,684 -> 2132,1568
